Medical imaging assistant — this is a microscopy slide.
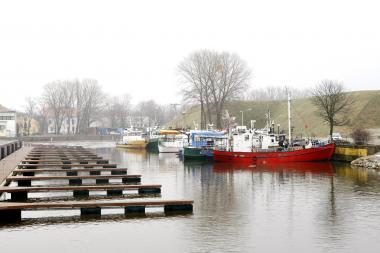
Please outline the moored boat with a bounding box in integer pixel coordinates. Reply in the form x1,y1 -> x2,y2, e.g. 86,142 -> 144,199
183,130 -> 226,160
158,129 -> 187,153
213,142 -> 335,164
116,128 -> 147,149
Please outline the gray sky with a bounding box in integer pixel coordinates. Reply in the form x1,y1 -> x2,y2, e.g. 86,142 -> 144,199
1,0 -> 379,111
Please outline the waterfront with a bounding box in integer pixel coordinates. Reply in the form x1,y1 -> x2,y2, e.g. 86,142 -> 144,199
1,142 -> 380,253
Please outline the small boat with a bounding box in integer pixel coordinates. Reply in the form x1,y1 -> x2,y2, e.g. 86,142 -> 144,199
146,130 -> 160,152
183,130 -> 227,160
158,129 -> 187,153
116,128 -> 147,149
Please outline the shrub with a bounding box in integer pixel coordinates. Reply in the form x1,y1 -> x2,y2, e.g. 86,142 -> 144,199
351,128 -> 370,145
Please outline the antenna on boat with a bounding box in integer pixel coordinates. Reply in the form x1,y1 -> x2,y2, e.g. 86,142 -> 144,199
287,93 -> 292,146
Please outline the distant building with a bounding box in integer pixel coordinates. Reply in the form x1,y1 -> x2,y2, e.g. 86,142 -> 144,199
47,116 -> 78,134
0,105 -> 16,137
16,113 -> 40,136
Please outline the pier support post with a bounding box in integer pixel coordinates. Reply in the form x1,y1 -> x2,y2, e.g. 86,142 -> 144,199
66,171 -> 78,176
96,179 -> 109,184
69,179 -> 82,185
73,190 -> 90,198
18,180 -> 31,187
111,170 -> 127,175
23,172 -> 35,176
0,210 -> 22,223
125,206 -> 145,215
90,171 -> 101,176
164,204 -> 193,213
138,188 -> 161,194
11,191 -> 28,201
80,207 -> 101,217
79,161 -> 88,164
107,189 -> 123,196
122,177 -> 141,184
103,164 -> 116,168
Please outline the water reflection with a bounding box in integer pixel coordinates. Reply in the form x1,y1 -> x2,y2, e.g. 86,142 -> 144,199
1,145 -> 380,253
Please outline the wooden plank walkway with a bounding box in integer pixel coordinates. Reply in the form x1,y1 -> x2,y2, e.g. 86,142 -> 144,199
0,184 -> 162,201
18,163 -> 118,168
21,159 -> 109,163
13,168 -> 128,173
7,175 -> 141,181
0,145 -> 194,223
0,184 -> 162,193
0,199 -> 193,210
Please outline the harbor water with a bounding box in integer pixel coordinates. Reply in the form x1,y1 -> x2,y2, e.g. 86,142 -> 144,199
1,142 -> 380,253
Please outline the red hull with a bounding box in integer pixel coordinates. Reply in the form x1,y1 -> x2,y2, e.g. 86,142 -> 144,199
213,143 -> 335,164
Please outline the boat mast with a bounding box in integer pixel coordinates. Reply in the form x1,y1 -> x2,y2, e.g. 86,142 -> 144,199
287,93 -> 292,145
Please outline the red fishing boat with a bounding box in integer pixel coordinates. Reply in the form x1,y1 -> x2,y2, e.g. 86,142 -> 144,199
213,143 -> 335,164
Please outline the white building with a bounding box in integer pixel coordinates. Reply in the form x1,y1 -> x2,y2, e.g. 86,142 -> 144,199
0,105 -> 16,137
48,117 -> 78,134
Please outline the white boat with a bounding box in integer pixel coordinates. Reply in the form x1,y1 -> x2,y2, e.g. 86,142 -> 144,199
116,128 -> 147,149
158,129 -> 187,153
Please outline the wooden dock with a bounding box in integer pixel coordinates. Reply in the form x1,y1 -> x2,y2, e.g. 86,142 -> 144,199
0,145 -> 193,223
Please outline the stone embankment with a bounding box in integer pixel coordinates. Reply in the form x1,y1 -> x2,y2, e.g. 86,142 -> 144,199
351,153 -> 380,170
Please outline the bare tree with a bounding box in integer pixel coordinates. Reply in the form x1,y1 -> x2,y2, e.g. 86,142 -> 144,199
77,79 -> 104,132
24,97 -> 36,135
42,81 -> 66,134
104,94 -> 131,128
35,100 -> 49,134
178,50 -> 251,129
247,86 -> 309,101
311,80 -> 354,138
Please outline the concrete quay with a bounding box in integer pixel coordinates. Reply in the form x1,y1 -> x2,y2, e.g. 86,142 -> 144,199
0,146 -> 33,185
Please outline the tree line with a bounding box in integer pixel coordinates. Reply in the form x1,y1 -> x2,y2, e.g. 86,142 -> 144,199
23,79 -> 177,135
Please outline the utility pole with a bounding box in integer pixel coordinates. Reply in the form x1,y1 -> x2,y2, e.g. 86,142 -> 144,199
170,103 -> 180,128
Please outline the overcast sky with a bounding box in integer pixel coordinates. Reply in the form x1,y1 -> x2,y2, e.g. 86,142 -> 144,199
0,0 -> 379,111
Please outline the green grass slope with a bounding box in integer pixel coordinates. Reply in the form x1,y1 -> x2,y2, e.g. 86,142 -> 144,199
170,90 -> 380,138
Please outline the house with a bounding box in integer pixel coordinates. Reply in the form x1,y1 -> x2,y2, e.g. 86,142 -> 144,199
0,104 -> 16,137
16,113 -> 40,136
47,116 -> 78,134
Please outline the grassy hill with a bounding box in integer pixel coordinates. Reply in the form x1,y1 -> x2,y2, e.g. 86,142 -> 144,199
170,90 -> 380,138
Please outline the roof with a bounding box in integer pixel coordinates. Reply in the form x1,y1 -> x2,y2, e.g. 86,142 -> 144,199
189,130 -> 226,137
0,104 -> 15,113
159,129 -> 181,135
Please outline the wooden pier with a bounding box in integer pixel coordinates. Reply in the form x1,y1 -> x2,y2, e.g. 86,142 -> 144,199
0,145 -> 193,223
